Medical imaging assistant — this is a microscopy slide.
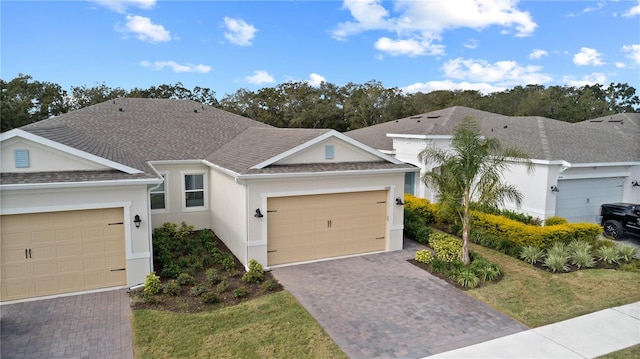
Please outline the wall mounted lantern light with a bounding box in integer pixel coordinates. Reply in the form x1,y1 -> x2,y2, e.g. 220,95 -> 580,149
395,197 -> 404,205
632,180 -> 639,187
550,186 -> 559,192
133,214 -> 142,228
254,209 -> 264,218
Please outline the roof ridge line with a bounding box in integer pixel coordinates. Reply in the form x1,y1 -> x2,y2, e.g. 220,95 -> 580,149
537,118 -> 552,160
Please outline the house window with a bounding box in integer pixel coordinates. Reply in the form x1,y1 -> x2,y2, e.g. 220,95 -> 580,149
325,145 -> 334,160
150,174 -> 167,211
14,149 -> 30,168
404,172 -> 416,195
184,174 -> 205,208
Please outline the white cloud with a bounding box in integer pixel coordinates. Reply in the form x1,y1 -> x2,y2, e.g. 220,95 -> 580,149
118,15 -> 171,43
374,37 -> 444,56
622,1 -> 640,17
464,39 -> 478,49
140,61 -> 211,73
615,62 -> 626,69
529,49 -> 548,60
562,73 -> 607,87
245,70 -> 275,85
91,0 -> 156,13
622,44 -> 640,65
442,58 -> 552,85
401,80 -> 505,94
332,0 -> 537,57
224,17 -> 257,46
307,73 -> 326,86
573,47 -> 604,66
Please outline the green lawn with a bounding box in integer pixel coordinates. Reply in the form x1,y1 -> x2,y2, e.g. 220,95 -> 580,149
467,244 -> 640,327
132,291 -> 347,359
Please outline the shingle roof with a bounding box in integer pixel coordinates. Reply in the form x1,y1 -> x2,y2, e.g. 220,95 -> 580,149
11,98 -> 409,184
0,170 -> 154,185
574,112 -> 640,138
346,106 -> 640,163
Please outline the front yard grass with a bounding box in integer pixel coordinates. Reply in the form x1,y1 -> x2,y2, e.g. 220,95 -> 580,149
467,243 -> 640,327
132,290 -> 347,359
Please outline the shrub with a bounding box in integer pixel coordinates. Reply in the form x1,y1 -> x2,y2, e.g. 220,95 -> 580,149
545,216 -> 568,226
261,279 -> 279,292
220,254 -> 236,271
248,259 -> 264,274
570,248 -> 596,269
242,271 -> 264,284
619,260 -> 640,273
520,246 -> 545,264
596,246 -> 620,265
547,242 -> 569,258
429,258 -> 448,274
456,270 -> 479,288
233,286 -> 248,298
544,253 -> 569,273
414,226 -> 433,245
216,279 -> 229,293
429,233 -> 462,263
617,245 -> 638,263
189,284 -> 208,297
201,291 -> 218,304
567,239 -> 592,255
404,194 -> 437,223
160,264 -> 181,279
206,268 -> 223,285
176,273 -> 195,286
143,272 -> 162,295
415,249 -> 434,264
163,279 -> 180,296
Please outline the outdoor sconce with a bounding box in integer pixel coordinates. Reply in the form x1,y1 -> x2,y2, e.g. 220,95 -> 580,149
632,180 -> 639,187
550,186 -> 559,192
254,209 -> 264,218
133,215 -> 142,228
395,197 -> 404,205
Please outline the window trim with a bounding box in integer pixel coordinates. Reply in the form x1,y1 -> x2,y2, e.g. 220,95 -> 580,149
181,171 -> 208,212
150,173 -> 169,214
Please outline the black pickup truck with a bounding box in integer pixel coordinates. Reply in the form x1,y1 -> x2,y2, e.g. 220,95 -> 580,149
599,203 -> 640,239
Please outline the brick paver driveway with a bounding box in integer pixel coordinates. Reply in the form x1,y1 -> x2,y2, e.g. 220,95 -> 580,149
0,289 -> 133,359
272,240 -> 528,359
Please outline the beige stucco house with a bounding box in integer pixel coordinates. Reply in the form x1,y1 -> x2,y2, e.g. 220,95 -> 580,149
0,98 -> 416,302
346,106 -> 640,224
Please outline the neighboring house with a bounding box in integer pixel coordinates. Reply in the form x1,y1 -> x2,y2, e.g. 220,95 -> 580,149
0,98 -> 416,302
346,106 -> 640,224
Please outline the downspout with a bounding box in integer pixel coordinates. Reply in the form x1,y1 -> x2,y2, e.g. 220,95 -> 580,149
238,178 -> 250,271
146,180 -> 163,274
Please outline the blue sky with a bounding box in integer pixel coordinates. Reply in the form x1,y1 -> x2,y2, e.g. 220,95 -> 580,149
2,0 -> 639,99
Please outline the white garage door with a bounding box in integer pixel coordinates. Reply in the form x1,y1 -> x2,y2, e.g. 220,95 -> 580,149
267,190 -> 388,266
1,208 -> 127,302
555,177 -> 625,223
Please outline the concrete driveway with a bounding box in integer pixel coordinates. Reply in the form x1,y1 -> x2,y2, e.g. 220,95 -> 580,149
0,289 -> 133,359
272,240 -> 528,359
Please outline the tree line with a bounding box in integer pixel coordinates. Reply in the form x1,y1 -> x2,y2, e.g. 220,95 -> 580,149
2,73 -> 638,133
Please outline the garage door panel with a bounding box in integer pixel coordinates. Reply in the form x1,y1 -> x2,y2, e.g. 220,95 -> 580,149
267,190 -> 388,266
1,208 -> 126,301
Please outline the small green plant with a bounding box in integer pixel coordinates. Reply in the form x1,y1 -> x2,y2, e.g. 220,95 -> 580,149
176,273 -> 195,286
520,246 -> 545,264
567,239 -> 592,254
544,253 -> 569,273
430,233 -> 461,263
547,241 -> 568,257
248,259 -> 264,274
144,272 -> 162,295
233,286 -> 248,298
415,249 -> 434,264
429,258 -> 448,274
189,284 -> 208,297
242,271 -> 264,283
618,260 -> 640,272
206,268 -> 223,285
570,248 -> 596,269
545,216 -> 568,226
160,264 -> 181,279
220,254 -> 236,271
261,279 -> 279,292
201,291 -> 218,304
163,279 -> 180,296
456,270 -> 479,288
216,279 -> 229,293
228,269 -> 243,278
617,245 -> 638,263
596,246 -> 620,264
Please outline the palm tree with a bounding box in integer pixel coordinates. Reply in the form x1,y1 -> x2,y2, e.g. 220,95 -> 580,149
419,117 -> 533,264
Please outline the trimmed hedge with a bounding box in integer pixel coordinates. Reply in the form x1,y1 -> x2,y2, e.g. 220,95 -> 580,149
471,211 -> 601,249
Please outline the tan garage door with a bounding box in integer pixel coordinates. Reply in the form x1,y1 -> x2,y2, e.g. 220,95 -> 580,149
267,190 -> 388,266
1,208 -> 126,301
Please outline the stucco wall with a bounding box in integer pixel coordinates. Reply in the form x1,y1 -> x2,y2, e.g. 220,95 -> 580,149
209,170 -> 247,267
0,184 -> 152,287
244,172 -> 406,268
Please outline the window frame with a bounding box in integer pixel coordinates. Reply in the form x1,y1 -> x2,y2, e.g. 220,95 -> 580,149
181,171 -> 208,212
150,173 -> 169,213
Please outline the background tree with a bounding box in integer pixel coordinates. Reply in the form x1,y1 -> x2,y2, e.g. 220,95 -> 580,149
419,118 -> 533,264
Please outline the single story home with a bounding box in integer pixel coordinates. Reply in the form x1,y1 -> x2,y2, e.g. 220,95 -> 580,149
346,106 -> 640,224
0,98 -> 416,302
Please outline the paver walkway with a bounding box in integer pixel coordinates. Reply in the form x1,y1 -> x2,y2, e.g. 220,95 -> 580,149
0,288 -> 134,359
272,240 -> 528,359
